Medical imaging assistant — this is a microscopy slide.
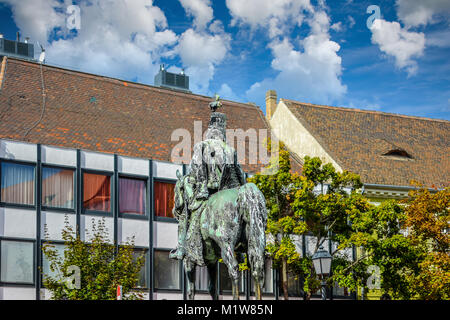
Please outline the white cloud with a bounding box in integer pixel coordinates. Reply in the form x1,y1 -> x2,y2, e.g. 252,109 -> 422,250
227,0 -> 346,106
2,0 -> 178,85
330,22 -> 343,32
370,19 -> 425,76
396,0 -> 450,27
179,0 -> 213,30
246,9 -> 346,105
176,28 -> 230,94
226,0 -> 312,38
176,0 -> 231,95
348,15 -> 356,28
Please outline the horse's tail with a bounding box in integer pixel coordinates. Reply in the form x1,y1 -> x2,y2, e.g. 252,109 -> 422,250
239,183 -> 267,283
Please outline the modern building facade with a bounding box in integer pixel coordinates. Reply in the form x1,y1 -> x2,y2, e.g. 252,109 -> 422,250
0,55 -> 288,300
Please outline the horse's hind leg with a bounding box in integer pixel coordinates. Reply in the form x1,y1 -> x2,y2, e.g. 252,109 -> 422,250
206,262 -> 218,300
220,245 -> 240,300
184,260 -> 196,300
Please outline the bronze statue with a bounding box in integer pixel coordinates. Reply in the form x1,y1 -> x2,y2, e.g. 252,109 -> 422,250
170,97 -> 268,300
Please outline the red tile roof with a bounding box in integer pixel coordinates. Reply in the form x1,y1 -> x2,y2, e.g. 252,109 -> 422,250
0,57 -> 288,173
283,100 -> 449,188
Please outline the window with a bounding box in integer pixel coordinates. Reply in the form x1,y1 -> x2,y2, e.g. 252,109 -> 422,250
154,250 -> 180,290
133,249 -> 149,289
83,172 -> 111,212
278,272 -> 304,297
154,181 -> 175,218
42,243 -> 66,281
1,240 -> 34,284
42,167 -> 74,209
195,266 -> 210,291
119,177 -> 146,216
219,263 -> 244,293
251,259 -> 274,294
1,162 -> 35,205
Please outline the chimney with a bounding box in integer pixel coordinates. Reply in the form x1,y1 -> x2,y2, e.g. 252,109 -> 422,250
265,89 -> 277,120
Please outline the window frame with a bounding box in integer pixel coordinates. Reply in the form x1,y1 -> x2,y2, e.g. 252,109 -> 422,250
81,169 -> 113,217
0,159 -> 37,209
0,237 -> 36,286
153,178 -> 177,223
130,246 -> 150,290
152,248 -> 182,292
40,240 -> 66,289
41,164 -> 76,213
118,173 -> 149,220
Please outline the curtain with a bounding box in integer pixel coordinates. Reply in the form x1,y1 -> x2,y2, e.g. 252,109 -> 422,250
154,251 -> 180,289
0,240 -> 34,283
83,173 -> 110,212
1,162 -> 35,205
119,177 -> 146,215
154,181 -> 175,218
42,168 -> 74,208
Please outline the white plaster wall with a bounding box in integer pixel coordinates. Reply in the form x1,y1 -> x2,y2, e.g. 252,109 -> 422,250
41,145 -> 77,167
0,207 -> 36,238
0,139 -> 37,162
0,287 -> 35,300
154,292 -> 183,300
80,215 -> 114,244
41,211 -> 76,241
118,156 -> 149,176
118,218 -> 149,247
270,101 -> 342,171
153,161 -> 182,180
80,150 -> 114,171
153,221 -> 178,249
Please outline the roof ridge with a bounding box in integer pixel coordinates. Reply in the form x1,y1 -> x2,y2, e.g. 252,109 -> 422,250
282,99 -> 450,124
7,57 -> 260,111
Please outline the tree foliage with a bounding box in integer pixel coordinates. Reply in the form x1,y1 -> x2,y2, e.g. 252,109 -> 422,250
42,216 -> 145,300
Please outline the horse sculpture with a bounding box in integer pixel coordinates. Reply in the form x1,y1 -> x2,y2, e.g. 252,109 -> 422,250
173,170 -> 268,300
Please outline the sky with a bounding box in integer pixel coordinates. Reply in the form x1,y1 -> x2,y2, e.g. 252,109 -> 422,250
0,0 -> 449,120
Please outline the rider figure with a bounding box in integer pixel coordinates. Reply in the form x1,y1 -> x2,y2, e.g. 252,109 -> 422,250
170,98 -> 245,261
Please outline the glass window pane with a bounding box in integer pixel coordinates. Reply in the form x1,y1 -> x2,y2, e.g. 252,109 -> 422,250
133,249 -> 149,289
195,266 -> 210,291
154,181 -> 175,218
251,259 -> 274,294
119,177 -> 146,215
83,173 -> 111,212
154,251 -> 180,290
42,167 -> 74,209
42,243 -> 66,280
1,162 -> 35,205
1,240 -> 34,283
219,264 -> 244,293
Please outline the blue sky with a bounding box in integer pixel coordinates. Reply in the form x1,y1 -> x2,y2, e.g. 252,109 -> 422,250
0,0 -> 449,120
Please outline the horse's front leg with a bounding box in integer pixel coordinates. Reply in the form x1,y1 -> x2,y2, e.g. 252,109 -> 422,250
206,262 -> 218,300
220,245 -> 240,300
184,259 -> 196,300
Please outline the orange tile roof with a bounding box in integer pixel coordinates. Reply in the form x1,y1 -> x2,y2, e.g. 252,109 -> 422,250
283,100 -> 449,188
0,57 -> 289,173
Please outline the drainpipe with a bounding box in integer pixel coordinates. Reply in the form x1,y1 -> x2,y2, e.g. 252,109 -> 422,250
0,56 -> 7,90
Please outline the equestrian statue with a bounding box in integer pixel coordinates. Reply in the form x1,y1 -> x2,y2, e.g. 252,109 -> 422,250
169,95 -> 268,300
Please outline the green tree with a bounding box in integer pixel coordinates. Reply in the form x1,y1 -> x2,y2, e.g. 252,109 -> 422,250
292,156 -> 373,298
402,184 -> 450,299
248,140 -> 305,300
42,216 -> 145,300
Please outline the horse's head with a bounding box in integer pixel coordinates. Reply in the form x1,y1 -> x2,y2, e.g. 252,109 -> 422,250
173,170 -> 185,217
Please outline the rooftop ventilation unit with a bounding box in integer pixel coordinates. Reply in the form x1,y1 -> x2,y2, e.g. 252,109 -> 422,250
154,65 -> 190,92
0,37 -> 35,61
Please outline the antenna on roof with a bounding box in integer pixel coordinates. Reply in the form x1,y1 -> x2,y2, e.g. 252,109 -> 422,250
37,41 -> 46,64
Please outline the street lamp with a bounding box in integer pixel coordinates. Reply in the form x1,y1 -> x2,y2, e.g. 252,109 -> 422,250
312,245 -> 332,300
